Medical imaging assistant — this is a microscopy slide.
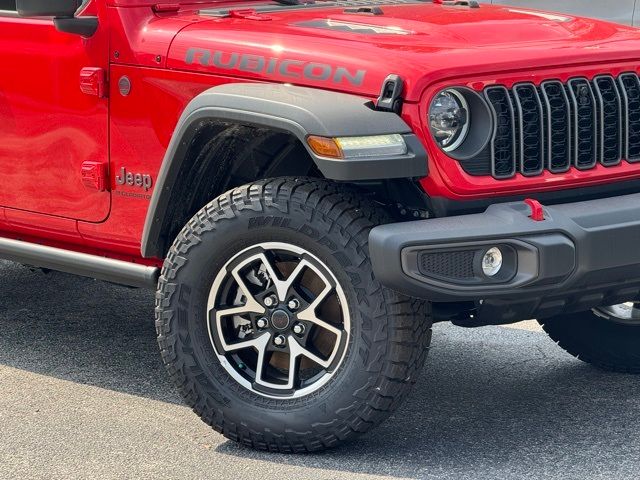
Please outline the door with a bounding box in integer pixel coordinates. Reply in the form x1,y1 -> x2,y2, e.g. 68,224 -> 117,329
489,0 -> 636,26
0,1 -> 110,222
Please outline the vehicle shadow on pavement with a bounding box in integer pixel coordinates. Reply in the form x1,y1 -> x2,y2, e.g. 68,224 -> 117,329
216,332 -> 640,478
2,260 -> 640,478
0,261 -> 182,405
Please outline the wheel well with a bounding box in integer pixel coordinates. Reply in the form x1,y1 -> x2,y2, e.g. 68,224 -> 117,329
156,119 -> 320,256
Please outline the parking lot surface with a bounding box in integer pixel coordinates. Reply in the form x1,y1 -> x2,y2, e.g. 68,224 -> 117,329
1,260 -> 640,480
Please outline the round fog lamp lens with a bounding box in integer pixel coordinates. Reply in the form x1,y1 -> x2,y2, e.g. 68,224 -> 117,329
482,247 -> 503,277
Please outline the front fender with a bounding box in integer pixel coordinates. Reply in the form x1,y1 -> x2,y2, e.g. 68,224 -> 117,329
141,83 -> 427,258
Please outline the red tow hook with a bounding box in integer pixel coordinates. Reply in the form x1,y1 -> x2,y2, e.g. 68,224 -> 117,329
524,198 -> 545,222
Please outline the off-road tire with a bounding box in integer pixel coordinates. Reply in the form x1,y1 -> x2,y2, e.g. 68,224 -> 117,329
538,310 -> 640,373
155,177 -> 433,452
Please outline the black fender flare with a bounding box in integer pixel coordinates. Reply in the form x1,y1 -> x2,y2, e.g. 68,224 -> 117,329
141,83 -> 428,258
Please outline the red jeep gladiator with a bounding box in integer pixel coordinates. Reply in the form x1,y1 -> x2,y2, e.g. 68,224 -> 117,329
4,0 -> 640,452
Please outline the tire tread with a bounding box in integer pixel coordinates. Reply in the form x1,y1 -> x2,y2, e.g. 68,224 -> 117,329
539,311 -> 640,374
156,177 -> 432,452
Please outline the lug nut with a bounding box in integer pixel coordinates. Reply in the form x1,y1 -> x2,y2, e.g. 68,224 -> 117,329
292,323 -> 306,335
256,317 -> 268,329
288,298 -> 300,311
264,295 -> 277,307
273,335 -> 286,347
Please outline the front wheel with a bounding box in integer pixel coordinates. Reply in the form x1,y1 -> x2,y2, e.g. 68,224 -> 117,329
539,303 -> 640,373
155,178 -> 432,452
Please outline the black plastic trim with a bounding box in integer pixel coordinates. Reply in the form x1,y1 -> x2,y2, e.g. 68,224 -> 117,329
53,16 -> 98,37
376,74 -> 403,113
370,191 -> 640,303
403,241 -> 529,287
16,0 -> 81,17
141,83 -> 427,258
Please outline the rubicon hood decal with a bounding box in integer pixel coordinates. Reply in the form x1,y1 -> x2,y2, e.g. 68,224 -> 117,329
185,48 -> 366,86
167,2 -> 640,101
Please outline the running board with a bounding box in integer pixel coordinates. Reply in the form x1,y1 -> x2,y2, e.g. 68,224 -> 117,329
0,237 -> 159,289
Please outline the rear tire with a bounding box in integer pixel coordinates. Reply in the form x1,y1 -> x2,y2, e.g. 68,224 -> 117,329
155,178 -> 432,452
538,305 -> 640,373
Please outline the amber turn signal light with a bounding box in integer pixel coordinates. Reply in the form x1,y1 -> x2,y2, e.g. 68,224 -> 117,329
306,136 -> 343,159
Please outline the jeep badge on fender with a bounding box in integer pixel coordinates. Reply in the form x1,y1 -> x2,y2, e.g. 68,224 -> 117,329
115,167 -> 152,191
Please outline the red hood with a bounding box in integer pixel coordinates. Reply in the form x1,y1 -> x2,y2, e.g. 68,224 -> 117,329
157,2 -> 640,100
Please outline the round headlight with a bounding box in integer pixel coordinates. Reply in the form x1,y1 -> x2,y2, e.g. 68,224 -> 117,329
429,89 -> 469,152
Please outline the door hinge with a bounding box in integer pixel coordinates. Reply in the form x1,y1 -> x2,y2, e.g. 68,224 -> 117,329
80,67 -> 107,98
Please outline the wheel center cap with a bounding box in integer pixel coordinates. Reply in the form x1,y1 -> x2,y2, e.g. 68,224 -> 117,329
271,309 -> 291,330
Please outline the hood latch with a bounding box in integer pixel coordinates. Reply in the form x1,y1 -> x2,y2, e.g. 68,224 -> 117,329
376,74 -> 404,114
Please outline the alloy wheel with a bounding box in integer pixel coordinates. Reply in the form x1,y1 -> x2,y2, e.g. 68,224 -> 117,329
593,302 -> 640,326
207,242 -> 350,399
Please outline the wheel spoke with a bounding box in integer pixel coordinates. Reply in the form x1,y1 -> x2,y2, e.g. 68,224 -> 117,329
213,266 -> 266,352
256,253 -> 312,302
289,336 -> 332,369
216,267 -> 265,319
297,283 -> 342,337
222,331 -> 271,353
249,333 -> 273,386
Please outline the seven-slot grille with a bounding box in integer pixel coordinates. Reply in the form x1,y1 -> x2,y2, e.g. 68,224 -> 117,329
469,73 -> 640,179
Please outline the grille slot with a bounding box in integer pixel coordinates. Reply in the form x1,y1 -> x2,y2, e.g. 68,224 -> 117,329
593,76 -> 622,166
484,86 -> 516,179
513,83 -> 544,176
567,78 -> 597,169
619,73 -> 640,162
467,72 -> 640,179
541,81 -> 572,173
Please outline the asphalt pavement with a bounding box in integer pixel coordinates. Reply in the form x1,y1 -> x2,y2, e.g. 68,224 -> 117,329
1,260 -> 640,479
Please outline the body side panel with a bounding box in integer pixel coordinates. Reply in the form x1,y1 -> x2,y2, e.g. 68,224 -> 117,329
0,2 -> 110,222
78,64 -> 238,252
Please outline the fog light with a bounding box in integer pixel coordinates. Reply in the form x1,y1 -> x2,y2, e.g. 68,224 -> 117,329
482,247 -> 503,277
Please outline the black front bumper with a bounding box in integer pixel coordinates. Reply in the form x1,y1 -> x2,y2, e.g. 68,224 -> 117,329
370,192 -> 640,321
